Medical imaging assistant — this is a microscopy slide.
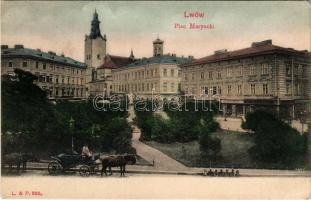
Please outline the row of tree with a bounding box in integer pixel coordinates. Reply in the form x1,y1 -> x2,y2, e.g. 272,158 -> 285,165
1,69 -> 133,156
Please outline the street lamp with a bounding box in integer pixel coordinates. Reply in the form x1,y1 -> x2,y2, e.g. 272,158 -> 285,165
69,117 -> 75,153
152,88 -> 155,111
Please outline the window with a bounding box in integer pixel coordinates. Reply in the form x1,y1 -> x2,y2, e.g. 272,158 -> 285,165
46,76 -> 50,83
163,82 -> 167,92
294,65 -> 299,75
286,65 -> 291,76
261,63 -> 269,75
217,70 -> 221,79
251,84 -> 256,95
62,77 -> 64,83
213,86 -> 217,95
263,84 -> 268,95
218,86 -> 222,95
227,85 -> 232,95
43,63 -> 46,70
171,69 -> 174,77
286,82 -> 291,94
170,83 -> 174,91
200,72 -> 204,80
56,76 -> 59,83
35,61 -> 39,69
238,85 -> 242,95
209,71 -> 213,79
249,65 -> 255,75
191,87 -> 196,95
184,74 -> 188,81
8,61 -> 12,67
178,70 -> 181,77
163,69 -> 167,77
238,66 -> 243,76
204,87 -> 208,95
191,72 -> 195,80
97,54 -> 101,59
227,67 -> 233,77
23,61 -> 27,67
201,87 -> 205,95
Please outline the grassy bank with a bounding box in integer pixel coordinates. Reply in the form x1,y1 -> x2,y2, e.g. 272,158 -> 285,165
145,131 -> 306,169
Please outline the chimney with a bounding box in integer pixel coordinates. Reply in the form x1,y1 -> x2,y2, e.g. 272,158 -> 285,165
251,40 -> 272,48
172,53 -> 176,57
188,55 -> 194,59
1,45 -> 8,49
214,49 -> 228,55
48,51 -> 56,55
14,44 -> 24,49
37,49 -> 41,52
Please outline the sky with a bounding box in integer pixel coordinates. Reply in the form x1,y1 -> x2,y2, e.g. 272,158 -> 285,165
1,1 -> 310,62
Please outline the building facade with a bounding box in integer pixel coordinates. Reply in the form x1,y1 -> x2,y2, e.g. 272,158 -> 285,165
180,40 -> 311,119
1,44 -> 87,99
84,10 -> 136,97
89,54 -> 136,96
84,10 -> 107,97
112,38 -> 192,99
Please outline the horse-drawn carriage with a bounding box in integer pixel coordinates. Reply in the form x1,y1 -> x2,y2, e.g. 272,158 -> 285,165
47,153 -> 100,176
47,153 -> 136,177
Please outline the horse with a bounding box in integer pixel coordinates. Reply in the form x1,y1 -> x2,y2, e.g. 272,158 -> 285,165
101,154 -> 136,177
2,153 -> 38,172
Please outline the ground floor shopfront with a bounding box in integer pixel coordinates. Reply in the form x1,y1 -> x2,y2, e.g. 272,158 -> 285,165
221,98 -> 310,121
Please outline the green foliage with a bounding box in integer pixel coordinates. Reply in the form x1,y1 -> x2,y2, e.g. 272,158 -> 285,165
1,69 -> 132,155
135,100 -> 220,144
198,121 -> 221,158
243,110 -> 307,166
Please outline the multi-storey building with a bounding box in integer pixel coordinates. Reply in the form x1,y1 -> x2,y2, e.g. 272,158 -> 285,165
84,10 -> 135,97
112,38 -> 192,99
89,53 -> 136,97
1,44 -> 87,99
180,40 -> 311,119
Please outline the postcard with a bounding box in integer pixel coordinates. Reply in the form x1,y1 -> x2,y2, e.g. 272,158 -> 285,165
1,1 -> 311,199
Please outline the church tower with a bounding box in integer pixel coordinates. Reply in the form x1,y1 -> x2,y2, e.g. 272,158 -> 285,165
85,10 -> 106,82
153,36 -> 164,57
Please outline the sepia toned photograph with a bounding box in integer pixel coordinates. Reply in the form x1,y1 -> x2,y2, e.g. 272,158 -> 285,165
1,1 -> 311,199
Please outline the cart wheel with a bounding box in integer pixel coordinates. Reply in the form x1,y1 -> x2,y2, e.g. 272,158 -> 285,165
48,161 -> 62,175
79,165 -> 90,177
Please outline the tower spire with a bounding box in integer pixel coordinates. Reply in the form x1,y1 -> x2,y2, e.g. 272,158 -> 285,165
89,9 -> 103,39
129,48 -> 135,60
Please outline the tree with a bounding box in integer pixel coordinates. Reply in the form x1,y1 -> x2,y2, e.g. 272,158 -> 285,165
199,122 -> 221,158
244,111 -> 307,167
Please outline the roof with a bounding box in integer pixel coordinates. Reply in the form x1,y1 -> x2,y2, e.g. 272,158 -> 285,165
181,40 -> 309,67
123,54 -> 192,68
1,46 -> 86,68
153,38 -> 164,44
98,55 -> 136,69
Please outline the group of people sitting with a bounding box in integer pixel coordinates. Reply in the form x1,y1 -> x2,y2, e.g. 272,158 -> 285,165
203,169 -> 240,177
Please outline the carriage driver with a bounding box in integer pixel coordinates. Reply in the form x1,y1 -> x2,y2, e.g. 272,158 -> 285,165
81,143 -> 93,161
